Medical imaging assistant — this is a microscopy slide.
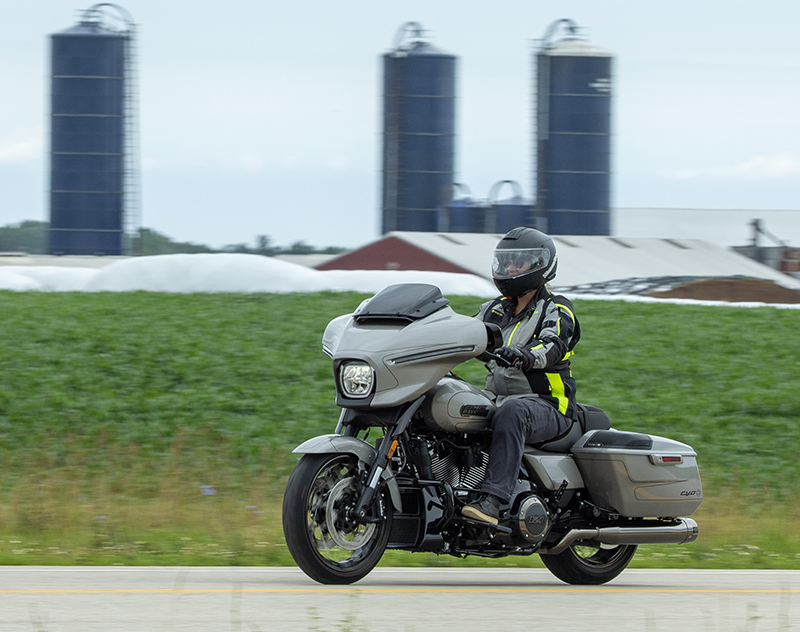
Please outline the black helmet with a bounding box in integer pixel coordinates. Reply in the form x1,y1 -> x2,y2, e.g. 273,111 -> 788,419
492,227 -> 558,297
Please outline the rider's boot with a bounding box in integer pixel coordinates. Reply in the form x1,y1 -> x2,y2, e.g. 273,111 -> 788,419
462,493 -> 500,525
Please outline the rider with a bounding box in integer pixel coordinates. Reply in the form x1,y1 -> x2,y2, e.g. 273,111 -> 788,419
462,227 -> 581,525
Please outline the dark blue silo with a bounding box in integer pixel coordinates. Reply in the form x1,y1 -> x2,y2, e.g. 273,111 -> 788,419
534,20 -> 612,235
488,180 -> 533,234
438,184 -> 487,233
382,23 -> 456,234
49,4 -> 136,255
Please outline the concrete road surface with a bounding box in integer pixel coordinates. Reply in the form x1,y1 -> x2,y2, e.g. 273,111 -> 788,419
0,566 -> 797,631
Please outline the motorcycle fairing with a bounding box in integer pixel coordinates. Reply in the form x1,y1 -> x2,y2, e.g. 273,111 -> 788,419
326,306 -> 489,408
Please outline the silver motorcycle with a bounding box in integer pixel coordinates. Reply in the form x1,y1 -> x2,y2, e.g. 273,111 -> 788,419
282,283 -> 702,585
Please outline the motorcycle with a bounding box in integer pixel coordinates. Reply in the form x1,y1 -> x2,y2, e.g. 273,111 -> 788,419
282,283 -> 702,585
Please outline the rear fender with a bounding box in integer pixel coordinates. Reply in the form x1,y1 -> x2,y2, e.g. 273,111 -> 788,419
292,434 -> 402,511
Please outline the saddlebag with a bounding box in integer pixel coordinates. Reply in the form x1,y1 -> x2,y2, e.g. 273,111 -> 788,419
571,429 -> 703,518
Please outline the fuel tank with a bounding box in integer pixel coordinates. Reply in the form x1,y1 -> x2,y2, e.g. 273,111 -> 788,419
422,376 -> 496,433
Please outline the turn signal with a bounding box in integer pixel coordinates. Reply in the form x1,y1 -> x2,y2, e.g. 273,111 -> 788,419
650,454 -> 684,465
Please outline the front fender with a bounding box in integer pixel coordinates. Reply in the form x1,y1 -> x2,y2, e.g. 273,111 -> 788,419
292,434 -> 402,512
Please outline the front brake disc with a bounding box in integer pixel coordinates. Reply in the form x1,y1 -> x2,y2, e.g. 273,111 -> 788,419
325,477 -> 376,551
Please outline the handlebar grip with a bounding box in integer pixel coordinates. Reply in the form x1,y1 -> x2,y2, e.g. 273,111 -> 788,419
479,351 -> 512,367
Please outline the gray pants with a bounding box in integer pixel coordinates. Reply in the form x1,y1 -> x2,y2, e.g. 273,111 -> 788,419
480,397 -> 572,502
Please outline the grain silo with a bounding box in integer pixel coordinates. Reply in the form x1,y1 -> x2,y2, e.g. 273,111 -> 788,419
437,184 -> 487,233
49,3 -> 139,255
382,22 -> 457,234
488,180 -> 532,234
534,19 -> 612,235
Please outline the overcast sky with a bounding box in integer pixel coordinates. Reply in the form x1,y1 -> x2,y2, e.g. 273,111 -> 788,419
1,0 -> 799,250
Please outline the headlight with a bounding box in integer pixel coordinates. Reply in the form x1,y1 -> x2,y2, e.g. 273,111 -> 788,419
339,362 -> 374,398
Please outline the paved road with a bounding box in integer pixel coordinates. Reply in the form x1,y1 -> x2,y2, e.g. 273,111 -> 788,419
0,566 -> 797,631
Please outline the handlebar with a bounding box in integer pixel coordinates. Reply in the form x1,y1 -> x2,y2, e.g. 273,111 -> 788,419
478,351 -> 512,367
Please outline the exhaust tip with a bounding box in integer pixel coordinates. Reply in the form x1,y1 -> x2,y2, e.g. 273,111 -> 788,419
683,518 -> 699,544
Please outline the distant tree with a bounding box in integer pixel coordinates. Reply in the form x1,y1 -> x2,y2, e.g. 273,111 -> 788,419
133,228 -> 216,256
221,237 -> 345,257
254,235 -> 278,256
0,220 -> 48,254
221,243 -> 252,254
0,222 -> 348,258
282,240 -> 315,255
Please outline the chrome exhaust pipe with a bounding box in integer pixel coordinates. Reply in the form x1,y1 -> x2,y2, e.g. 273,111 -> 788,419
541,518 -> 699,556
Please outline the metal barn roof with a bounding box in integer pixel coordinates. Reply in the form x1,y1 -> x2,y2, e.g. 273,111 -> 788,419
316,232 -> 800,290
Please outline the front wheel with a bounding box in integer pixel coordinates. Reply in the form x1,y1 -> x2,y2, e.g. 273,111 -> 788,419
282,453 -> 392,584
540,542 -> 637,585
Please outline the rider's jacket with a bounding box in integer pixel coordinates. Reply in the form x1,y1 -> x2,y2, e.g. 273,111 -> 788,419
478,285 -> 581,418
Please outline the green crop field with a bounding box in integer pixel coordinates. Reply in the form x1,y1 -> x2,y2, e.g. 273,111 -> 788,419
0,291 -> 798,568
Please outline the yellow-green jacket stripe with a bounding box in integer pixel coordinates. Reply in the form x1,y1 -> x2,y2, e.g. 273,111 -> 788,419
478,286 -> 581,418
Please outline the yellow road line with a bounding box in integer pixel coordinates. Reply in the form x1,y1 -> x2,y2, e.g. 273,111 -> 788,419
2,589 -> 799,594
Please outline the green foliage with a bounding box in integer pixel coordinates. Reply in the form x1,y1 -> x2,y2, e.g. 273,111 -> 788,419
0,220 -> 48,254
0,291 -> 798,567
0,292 -> 358,480
133,228 -> 348,257
0,221 -> 348,258
219,236 -> 347,256
133,228 -> 217,255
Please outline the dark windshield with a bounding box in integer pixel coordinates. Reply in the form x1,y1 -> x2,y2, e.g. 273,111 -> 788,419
354,283 -> 449,324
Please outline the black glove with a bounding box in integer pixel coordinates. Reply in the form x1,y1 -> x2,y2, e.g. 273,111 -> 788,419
495,346 -> 531,371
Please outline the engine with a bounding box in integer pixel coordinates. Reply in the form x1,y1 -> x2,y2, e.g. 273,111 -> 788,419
429,442 -> 488,490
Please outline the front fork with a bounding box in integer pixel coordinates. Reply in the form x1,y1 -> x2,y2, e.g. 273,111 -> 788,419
352,396 -> 425,522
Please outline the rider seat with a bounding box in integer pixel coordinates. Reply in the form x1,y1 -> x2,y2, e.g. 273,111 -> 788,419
536,403 -> 611,453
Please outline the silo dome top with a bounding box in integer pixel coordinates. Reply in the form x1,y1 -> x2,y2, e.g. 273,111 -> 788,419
56,22 -> 122,37
544,38 -> 612,58
403,41 -> 452,57
388,21 -> 453,57
538,18 -> 612,57
56,3 -> 135,36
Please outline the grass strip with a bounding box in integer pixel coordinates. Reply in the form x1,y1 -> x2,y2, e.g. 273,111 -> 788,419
0,291 -> 797,567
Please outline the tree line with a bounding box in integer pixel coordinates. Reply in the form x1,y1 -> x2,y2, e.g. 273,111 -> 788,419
0,221 -> 347,257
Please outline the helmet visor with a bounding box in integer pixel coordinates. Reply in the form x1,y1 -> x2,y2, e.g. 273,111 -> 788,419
492,248 -> 551,279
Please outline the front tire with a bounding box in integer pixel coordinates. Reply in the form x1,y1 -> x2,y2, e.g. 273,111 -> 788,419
282,453 -> 392,584
540,543 -> 637,585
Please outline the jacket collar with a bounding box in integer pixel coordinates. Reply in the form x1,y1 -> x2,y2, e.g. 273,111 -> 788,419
499,285 -> 551,316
